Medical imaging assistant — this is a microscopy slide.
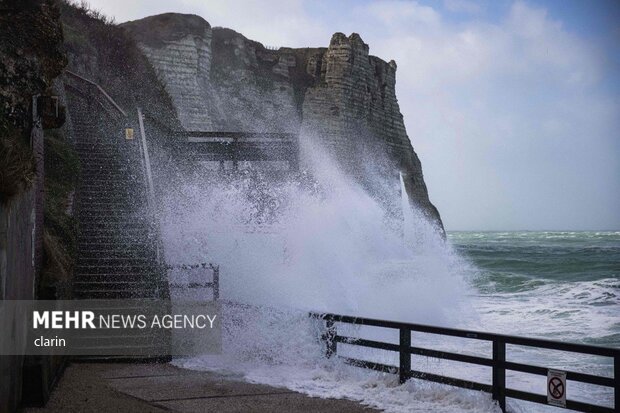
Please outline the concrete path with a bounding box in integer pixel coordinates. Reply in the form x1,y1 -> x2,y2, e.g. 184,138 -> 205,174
24,362 -> 380,412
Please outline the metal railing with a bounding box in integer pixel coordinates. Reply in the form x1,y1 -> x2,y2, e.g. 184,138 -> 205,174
167,263 -> 220,300
65,70 -> 127,118
311,312 -> 619,413
138,111 -> 299,170
135,108 -> 164,266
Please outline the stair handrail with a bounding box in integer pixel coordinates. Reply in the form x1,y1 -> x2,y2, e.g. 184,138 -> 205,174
136,107 -> 164,268
65,70 -> 127,118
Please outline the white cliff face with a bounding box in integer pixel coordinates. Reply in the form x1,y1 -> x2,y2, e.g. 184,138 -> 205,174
139,34 -> 213,131
122,14 -> 443,229
124,16 -> 300,133
207,31 -> 300,132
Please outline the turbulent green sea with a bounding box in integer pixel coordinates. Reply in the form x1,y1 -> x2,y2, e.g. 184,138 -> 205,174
446,231 -> 618,409
449,231 -> 620,347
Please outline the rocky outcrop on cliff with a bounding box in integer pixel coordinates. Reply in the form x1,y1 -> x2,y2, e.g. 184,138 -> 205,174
300,33 -> 442,225
0,0 -> 66,199
121,13 -> 443,229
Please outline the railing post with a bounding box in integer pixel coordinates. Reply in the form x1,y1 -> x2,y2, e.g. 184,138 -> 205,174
399,328 -> 411,384
614,355 -> 619,413
325,319 -> 337,358
492,339 -> 506,412
212,265 -> 219,301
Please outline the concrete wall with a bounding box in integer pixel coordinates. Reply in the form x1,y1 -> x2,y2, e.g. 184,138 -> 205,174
0,123 -> 43,413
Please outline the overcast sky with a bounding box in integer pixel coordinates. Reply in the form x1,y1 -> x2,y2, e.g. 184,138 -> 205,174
84,0 -> 619,231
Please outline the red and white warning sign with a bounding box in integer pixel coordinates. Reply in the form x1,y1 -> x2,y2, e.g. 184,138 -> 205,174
547,369 -> 567,407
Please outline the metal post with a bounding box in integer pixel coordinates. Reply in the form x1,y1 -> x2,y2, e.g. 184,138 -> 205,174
289,138 -> 300,171
137,108 -> 162,265
137,108 -> 156,206
399,328 -> 411,384
325,319 -> 337,358
212,265 -> 219,301
614,355 -> 619,413
492,339 -> 506,412
232,137 -> 238,170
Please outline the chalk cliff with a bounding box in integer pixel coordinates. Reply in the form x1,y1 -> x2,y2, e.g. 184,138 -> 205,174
122,13 -> 443,229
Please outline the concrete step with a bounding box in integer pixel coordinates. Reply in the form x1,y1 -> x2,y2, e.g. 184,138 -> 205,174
77,244 -> 156,253
77,235 -> 150,243
77,206 -> 143,213
77,187 -> 139,194
77,188 -> 142,195
78,157 -> 127,164
77,252 -> 157,261
78,185 -> 144,192
72,289 -> 160,299
78,152 -> 126,158
77,257 -> 154,267
76,240 -> 156,250
76,195 -> 144,203
73,281 -> 158,290
75,142 -> 124,149
74,269 -> 160,279
80,173 -> 136,179
80,222 -> 150,231
78,224 -> 152,231
76,151 -> 125,159
79,178 -> 136,185
79,181 -> 137,187
76,238 -> 155,247
80,172 -> 137,179
76,209 -> 147,218
77,147 -> 131,153
75,263 -> 158,271
76,205 -> 141,212
75,215 -> 148,224
79,226 -> 148,232
74,273 -> 161,282
77,207 -> 144,214
77,219 -> 145,225
79,160 -> 134,168
76,216 -> 150,225
76,215 -> 147,223
78,184 -> 140,190
80,160 -> 129,166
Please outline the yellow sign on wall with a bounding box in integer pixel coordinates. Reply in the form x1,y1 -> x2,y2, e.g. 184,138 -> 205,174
125,128 -> 134,140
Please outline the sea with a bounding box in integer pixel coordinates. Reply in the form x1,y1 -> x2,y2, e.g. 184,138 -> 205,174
173,230 -> 618,413
451,231 -> 619,412
163,162 -> 619,412
451,231 -> 619,350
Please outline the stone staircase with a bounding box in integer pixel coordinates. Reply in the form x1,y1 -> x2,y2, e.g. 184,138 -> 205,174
69,99 -> 165,300
64,76 -> 169,359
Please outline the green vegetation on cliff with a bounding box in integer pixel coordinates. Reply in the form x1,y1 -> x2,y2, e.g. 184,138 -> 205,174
0,0 -> 66,201
40,128 -> 79,298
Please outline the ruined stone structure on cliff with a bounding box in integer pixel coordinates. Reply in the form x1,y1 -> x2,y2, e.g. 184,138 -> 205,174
122,13 -> 442,229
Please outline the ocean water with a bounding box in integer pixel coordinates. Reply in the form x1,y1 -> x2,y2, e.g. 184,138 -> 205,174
162,145 -> 618,412
451,231 -> 619,412
452,231 -> 619,348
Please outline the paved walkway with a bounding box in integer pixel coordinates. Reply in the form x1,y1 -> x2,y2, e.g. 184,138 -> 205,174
24,363 -> 379,412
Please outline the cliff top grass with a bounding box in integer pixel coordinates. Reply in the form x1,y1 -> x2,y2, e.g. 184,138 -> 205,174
121,13 -> 211,49
60,0 -> 182,132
